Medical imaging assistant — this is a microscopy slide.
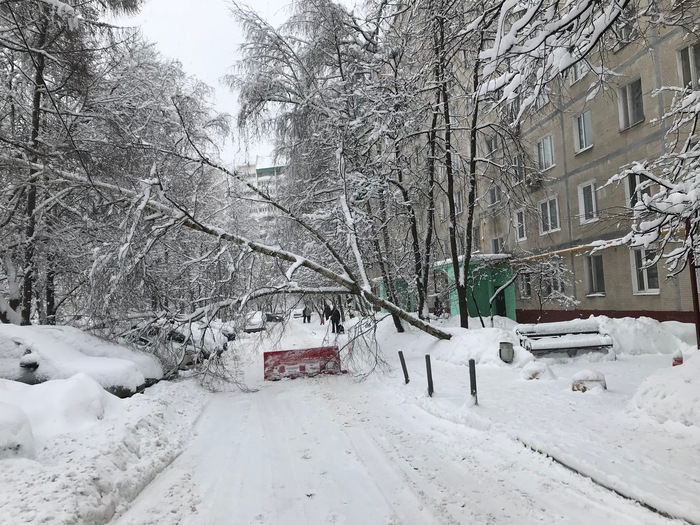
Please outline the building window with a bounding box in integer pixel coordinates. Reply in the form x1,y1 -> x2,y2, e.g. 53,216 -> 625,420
491,237 -> 504,254
544,273 -> 565,297
515,209 -> 526,240
575,110 -> 593,152
539,197 -> 560,233
472,224 -> 481,252
536,134 -> 555,171
619,79 -> 644,130
455,190 -> 464,214
627,172 -> 651,208
679,43 -> 700,89
578,181 -> 598,223
512,155 -> 525,184
534,90 -> 549,110
485,135 -> 498,155
568,61 -> 588,84
489,185 -> 501,206
586,254 -> 606,295
518,273 -> 532,299
439,199 -> 447,221
614,3 -> 637,45
631,248 -> 660,294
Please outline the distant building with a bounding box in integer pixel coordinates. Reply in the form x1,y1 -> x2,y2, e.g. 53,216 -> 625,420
235,157 -> 285,241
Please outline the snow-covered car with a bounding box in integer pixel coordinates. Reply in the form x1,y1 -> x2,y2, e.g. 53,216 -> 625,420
0,325 -> 163,398
265,312 -> 285,323
125,324 -> 210,371
243,311 -> 267,333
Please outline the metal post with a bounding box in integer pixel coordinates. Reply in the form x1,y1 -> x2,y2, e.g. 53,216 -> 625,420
469,358 -> 478,406
398,351 -> 410,384
425,354 -> 434,397
687,219 -> 700,349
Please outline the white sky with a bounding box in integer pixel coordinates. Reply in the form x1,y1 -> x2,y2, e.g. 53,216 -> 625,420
118,0 -> 294,165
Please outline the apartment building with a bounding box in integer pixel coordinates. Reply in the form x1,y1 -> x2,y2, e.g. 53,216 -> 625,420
475,19 -> 699,323
235,157 -> 285,243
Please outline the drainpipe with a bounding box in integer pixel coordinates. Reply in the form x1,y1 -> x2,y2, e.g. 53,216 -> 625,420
686,219 -> 700,349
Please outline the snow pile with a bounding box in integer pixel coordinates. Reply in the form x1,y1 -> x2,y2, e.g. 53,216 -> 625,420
0,325 -> 163,394
0,377 -> 210,525
521,361 -> 557,380
374,315 -> 533,369
628,353 -> 700,427
571,369 -> 607,392
0,374 -> 122,441
598,316 -> 694,356
0,401 -> 35,460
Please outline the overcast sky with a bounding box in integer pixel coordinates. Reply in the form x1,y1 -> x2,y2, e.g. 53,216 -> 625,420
118,0 -> 293,165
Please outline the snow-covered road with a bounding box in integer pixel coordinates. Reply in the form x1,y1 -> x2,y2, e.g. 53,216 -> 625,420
111,372 -> 676,525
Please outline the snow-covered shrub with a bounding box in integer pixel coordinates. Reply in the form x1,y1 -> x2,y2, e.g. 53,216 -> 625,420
571,369 -> 607,392
521,361 -> 557,380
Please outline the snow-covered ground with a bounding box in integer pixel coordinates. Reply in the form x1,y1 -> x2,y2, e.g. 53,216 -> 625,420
1,314 -> 699,524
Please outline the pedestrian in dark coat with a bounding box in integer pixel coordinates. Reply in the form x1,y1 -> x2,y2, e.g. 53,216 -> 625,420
323,304 -> 332,322
302,305 -> 311,323
330,306 -> 341,334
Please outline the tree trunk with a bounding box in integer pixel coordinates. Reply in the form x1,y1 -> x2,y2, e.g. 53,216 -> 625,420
434,10 -> 469,328
22,28 -> 47,325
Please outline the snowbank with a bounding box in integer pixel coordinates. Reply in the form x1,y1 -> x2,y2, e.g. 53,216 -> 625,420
0,377 -> 210,525
628,352 -> 700,427
0,401 -> 35,460
598,316 -> 694,356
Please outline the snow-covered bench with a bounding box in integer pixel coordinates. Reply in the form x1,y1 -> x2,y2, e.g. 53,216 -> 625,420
515,319 -> 613,357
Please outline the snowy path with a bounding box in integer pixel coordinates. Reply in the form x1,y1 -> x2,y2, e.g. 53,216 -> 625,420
111,372 -> 676,525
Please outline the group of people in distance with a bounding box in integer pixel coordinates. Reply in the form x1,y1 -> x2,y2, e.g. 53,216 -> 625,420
301,303 -> 343,334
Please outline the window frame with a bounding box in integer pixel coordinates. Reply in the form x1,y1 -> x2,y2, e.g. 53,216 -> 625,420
678,43 -> 700,89
618,78 -> 644,130
568,61 -> 589,84
439,199 -> 448,221
518,273 -> 532,299
514,209 -> 527,240
577,180 -> 598,224
536,134 -> 555,171
491,236 -> 504,254
539,196 -> 560,234
586,253 -> 606,296
534,90 -> 549,110
485,135 -> 499,156
512,154 -> 525,184
574,110 -> 593,153
455,189 -> 464,215
626,172 -> 652,210
488,184 -> 501,207
630,248 -> 660,295
614,3 -> 637,47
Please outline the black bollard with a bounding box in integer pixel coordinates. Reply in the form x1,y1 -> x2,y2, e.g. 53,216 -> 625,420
469,358 -> 478,405
398,351 -> 410,384
425,354 -> 434,397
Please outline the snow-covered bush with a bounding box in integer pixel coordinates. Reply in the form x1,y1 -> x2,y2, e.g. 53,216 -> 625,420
521,361 -> 557,380
571,369 -> 607,392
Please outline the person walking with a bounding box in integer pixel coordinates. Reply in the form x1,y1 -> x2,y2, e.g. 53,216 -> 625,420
302,305 -> 311,323
323,304 -> 331,324
330,305 -> 341,334
319,304 -> 326,325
